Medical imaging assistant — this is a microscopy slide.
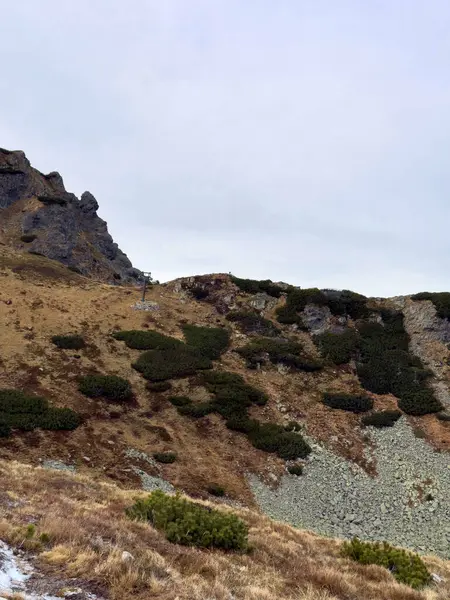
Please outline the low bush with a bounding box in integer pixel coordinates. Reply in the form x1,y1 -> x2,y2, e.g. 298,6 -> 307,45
126,490 -> 249,551
191,286 -> 209,300
182,324 -> 230,359
276,288 -> 326,325
361,410 -> 402,428
356,312 -> 442,415
284,420 -> 302,432
342,538 -> 431,589
314,329 -> 359,365
397,390 -> 443,416
147,381 -> 172,392
202,370 -> 268,414
226,311 -> 280,336
113,330 -> 182,350
207,483 -> 226,497
0,389 -> 81,436
169,395 -> 192,407
225,415 -> 259,433
324,289 -> 369,319
177,402 -> 215,418
51,334 -> 86,350
322,393 -> 373,413
20,233 -> 37,243
230,276 -> 284,298
153,451 -> 177,464
133,346 -> 212,381
78,375 -> 132,401
248,423 -> 312,460
287,464 -> 303,476
411,291 -> 450,320
237,337 -> 322,372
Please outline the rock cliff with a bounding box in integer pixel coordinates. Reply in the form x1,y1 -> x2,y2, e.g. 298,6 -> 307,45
0,147 -> 142,283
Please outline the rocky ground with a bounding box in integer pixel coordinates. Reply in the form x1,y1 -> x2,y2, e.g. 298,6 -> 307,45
249,418 -> 450,559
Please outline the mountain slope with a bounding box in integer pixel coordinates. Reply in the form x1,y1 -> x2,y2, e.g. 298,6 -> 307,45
1,246 -> 450,562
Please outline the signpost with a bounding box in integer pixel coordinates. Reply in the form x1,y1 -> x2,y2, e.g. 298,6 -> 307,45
141,272 -> 153,302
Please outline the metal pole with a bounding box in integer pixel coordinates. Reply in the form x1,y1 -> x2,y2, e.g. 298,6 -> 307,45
142,272 -> 152,302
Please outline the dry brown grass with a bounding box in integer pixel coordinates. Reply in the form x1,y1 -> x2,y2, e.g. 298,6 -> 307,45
0,459 -> 448,600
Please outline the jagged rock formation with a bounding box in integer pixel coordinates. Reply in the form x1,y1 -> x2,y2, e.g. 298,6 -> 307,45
0,148 -> 142,283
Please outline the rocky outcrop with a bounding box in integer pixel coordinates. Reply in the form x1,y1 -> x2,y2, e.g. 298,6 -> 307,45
0,148 -> 142,283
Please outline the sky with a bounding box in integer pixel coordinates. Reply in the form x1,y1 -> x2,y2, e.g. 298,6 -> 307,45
1,1 -> 450,296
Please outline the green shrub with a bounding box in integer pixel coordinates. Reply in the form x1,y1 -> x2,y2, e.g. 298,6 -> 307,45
356,312 -> 442,415
169,395 -> 192,407
191,286 -> 209,300
202,370 -> 268,415
411,292 -> 450,320
176,402 -> 215,418
126,490 -> 248,551
322,393 -> 373,413
0,422 -> 11,437
78,375 -> 132,401
226,311 -> 280,336
225,415 -> 259,433
287,464 -> 303,476
342,538 -> 431,589
51,334 -> 86,350
361,410 -> 402,428
325,290 -> 369,319
133,346 -> 212,381
397,390 -> 443,416
230,276 -> 284,298
113,330 -> 182,350
315,329 -> 359,365
237,337 -> 322,371
276,288 -> 326,325
284,420 -> 302,432
153,451 -> 177,464
248,423 -> 311,460
182,324 -> 230,359
0,389 -> 81,436
147,381 -> 172,392
20,234 -> 37,243
207,484 -> 226,497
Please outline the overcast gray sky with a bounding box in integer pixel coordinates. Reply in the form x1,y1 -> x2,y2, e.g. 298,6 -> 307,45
1,1 -> 450,296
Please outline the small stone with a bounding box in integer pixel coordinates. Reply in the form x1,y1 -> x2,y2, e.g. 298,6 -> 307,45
121,550 -> 134,562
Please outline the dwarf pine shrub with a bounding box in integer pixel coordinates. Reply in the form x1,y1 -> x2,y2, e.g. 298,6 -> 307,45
182,324 -> 230,359
237,337 -> 322,371
153,451 -> 177,464
113,329 -> 182,350
361,410 -> 402,428
51,334 -> 85,350
287,464 -> 303,476
322,392 -> 373,413
207,483 -> 226,497
315,329 -> 359,365
126,490 -> 249,551
168,395 -> 192,407
226,311 -> 281,336
342,538 -> 431,589
356,312 -> 442,415
78,374 -> 132,401
248,422 -> 311,460
132,346 -> 212,381
147,381 -> 172,392
230,276 -> 284,298
0,389 -> 81,436
176,402 -> 215,418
